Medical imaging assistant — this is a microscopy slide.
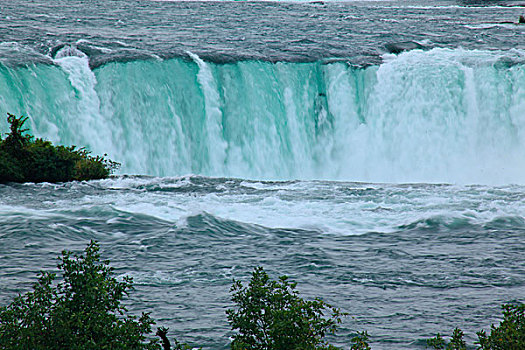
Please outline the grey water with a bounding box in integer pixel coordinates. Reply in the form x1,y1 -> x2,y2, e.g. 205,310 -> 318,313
1,0 -> 525,349
2,177 -> 525,349
0,0 -> 524,66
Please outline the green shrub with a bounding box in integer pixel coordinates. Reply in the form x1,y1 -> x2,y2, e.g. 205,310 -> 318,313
0,113 -> 120,183
427,328 -> 466,350
226,266 -> 346,350
0,148 -> 23,182
0,241 -> 160,350
477,303 -> 525,349
427,303 -> 525,350
427,333 -> 446,349
350,331 -> 372,350
3,113 -> 31,150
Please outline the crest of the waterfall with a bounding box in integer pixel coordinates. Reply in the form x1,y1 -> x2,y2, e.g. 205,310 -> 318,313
51,45 -> 115,161
186,51 -> 228,175
53,45 -> 87,60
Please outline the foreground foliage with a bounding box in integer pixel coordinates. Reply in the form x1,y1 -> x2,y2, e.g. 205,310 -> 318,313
2,240 -> 522,349
0,241 -> 160,350
349,331 -> 372,350
427,303 -> 525,350
0,113 -> 119,183
227,266 -> 346,350
427,328 -> 466,350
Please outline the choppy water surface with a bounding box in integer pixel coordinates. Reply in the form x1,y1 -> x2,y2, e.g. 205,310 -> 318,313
0,0 -> 524,66
1,177 -> 525,349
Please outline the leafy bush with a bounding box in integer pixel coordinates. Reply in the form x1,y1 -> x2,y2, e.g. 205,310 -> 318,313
427,328 -> 466,350
350,331 -> 372,350
477,303 -> 525,349
0,113 -> 119,183
427,303 -> 525,350
226,266 -> 346,350
0,241 -> 160,350
10,240 -> 523,350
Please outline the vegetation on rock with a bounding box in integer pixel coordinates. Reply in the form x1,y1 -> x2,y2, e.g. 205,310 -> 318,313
0,113 -> 119,183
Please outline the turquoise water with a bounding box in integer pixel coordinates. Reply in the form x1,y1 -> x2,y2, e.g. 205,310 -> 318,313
1,1 -> 525,349
2,48 -> 525,183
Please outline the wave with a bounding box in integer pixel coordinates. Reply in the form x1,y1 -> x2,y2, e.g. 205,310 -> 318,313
1,47 -> 525,184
